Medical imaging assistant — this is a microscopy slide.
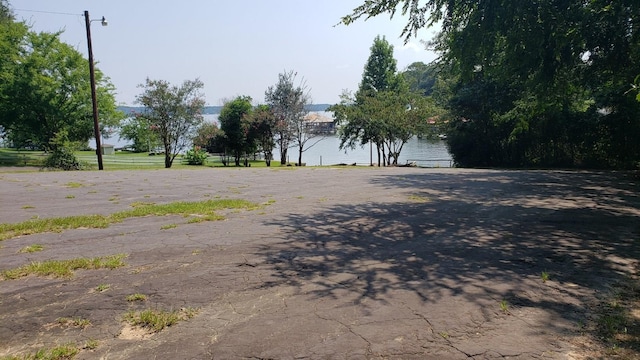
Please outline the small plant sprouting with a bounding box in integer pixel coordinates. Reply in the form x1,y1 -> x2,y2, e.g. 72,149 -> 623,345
65,195 -> 75,199
500,300 -> 509,314
126,293 -> 148,302
541,271 -> 550,283
160,224 -> 177,230
21,205 -> 35,209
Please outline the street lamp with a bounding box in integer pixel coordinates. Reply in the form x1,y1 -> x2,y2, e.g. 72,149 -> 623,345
84,10 -> 107,170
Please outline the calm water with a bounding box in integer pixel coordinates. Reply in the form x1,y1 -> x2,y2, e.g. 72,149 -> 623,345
289,136 -> 451,167
96,113 -> 452,167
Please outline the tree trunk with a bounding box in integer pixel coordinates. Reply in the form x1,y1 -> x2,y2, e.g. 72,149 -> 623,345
298,148 -> 303,166
280,148 -> 287,165
164,153 -> 172,168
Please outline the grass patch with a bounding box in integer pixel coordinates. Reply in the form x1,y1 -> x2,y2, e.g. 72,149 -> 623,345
57,317 -> 91,329
123,307 -> 198,333
541,271 -> 550,283
126,293 -> 148,302
0,199 -> 260,241
18,244 -> 44,253
21,205 -> 34,209
160,224 -> 177,230
83,339 -> 99,350
593,280 -> 640,356
408,194 -> 430,203
2,254 -> 127,280
500,299 -> 510,314
95,283 -> 111,292
0,214 -> 112,241
65,195 -> 75,199
65,182 -> 84,188
0,343 -> 79,360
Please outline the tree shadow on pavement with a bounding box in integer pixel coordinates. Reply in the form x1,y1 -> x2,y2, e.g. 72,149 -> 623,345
257,170 -> 640,338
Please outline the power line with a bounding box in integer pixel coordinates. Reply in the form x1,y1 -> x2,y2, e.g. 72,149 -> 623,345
13,8 -> 80,17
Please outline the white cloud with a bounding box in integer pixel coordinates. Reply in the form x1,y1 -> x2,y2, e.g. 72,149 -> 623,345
400,41 -> 424,53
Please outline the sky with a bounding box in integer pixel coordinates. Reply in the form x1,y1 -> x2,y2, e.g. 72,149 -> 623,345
10,0 -> 439,106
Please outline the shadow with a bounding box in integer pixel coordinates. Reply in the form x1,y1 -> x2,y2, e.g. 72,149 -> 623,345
256,170 -> 640,335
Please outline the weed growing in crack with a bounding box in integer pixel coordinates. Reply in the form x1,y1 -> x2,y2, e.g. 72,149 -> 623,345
57,317 -> 91,329
126,293 -> 148,302
83,339 -> 99,350
500,300 -> 509,314
18,244 -> 43,253
541,271 -> 550,283
95,284 -> 111,292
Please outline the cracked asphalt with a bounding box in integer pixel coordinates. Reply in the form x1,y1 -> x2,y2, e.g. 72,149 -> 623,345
1,167 -> 639,359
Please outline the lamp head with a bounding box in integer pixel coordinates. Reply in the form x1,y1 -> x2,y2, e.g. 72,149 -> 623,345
101,16 -> 108,26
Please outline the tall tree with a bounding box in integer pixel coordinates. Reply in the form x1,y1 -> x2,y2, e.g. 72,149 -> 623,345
246,104 -> 277,166
265,70 -> 314,166
359,35 -> 399,95
218,96 -> 253,166
193,122 -> 223,154
118,117 -> 160,152
402,61 -> 438,96
333,36 -> 403,166
135,78 -> 205,168
344,0 -> 640,168
1,30 -> 122,150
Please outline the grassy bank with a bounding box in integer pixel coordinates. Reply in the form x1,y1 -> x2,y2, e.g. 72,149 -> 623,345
0,148 -> 276,170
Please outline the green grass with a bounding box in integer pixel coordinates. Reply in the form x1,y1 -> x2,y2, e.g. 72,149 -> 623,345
0,199 -> 260,241
1,254 -> 127,280
0,148 -> 45,167
126,293 -> 148,302
19,244 -> 44,253
0,343 -> 79,360
541,271 -> 550,283
408,194 -> 431,203
123,307 -> 198,333
95,283 -> 111,292
0,148 -> 299,170
83,339 -> 99,350
500,299 -> 509,313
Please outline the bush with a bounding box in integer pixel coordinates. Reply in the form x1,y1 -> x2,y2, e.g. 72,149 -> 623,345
184,146 -> 207,165
43,147 -> 83,170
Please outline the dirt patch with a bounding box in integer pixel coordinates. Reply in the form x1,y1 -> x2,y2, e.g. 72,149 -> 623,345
0,168 -> 639,359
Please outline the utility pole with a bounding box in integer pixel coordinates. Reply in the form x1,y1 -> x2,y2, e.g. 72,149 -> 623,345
85,10 -> 104,170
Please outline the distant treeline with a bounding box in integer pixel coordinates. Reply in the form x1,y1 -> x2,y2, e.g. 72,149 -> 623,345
118,104 -> 331,116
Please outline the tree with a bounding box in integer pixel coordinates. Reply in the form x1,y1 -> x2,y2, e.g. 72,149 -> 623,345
246,105 -> 277,166
333,36 -> 430,166
344,0 -> 640,169
265,71 -> 316,166
218,96 -> 253,166
333,89 -> 437,165
118,117 -> 160,152
402,61 -> 438,96
135,78 -> 205,168
193,122 -> 223,154
0,28 -> 122,151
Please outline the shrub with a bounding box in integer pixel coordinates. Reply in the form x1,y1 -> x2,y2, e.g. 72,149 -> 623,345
185,146 -> 207,165
43,147 -> 83,170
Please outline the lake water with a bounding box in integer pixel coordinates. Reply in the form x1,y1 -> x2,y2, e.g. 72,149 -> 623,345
94,113 -> 452,167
